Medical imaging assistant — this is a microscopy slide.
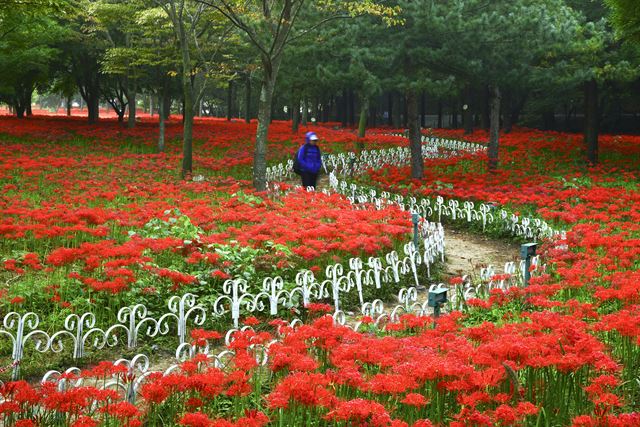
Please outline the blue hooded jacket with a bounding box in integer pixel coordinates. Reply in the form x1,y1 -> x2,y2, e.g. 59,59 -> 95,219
298,132 -> 322,174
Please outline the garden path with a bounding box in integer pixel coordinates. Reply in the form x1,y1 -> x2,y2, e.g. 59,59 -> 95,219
89,202 -> 520,379
443,229 -> 520,281
286,173 -> 519,280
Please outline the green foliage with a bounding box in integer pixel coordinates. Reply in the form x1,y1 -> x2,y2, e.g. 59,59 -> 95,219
0,12 -> 68,111
559,175 -> 593,189
230,190 -> 264,207
0,0 -> 73,16
606,0 -> 640,43
127,208 -> 298,299
131,208 -> 202,242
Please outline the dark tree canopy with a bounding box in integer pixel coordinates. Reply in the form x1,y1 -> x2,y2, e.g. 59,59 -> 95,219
2,0 -> 640,180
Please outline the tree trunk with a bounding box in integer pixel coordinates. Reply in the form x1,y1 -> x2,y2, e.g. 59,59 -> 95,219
340,89 -> 348,127
451,99 -> 459,128
323,97 -> 331,122
542,110 -> 556,130
357,95 -> 369,139
78,75 -> 101,124
509,94 -> 526,133
348,90 -> 356,126
127,88 -> 136,129
292,96 -> 300,133
463,87 -> 473,134
482,87 -> 490,130
407,90 -> 423,179
15,103 -> 25,118
301,98 -> 308,126
87,93 -> 100,124
387,92 -> 393,126
149,95 -> 154,116
420,92 -> 426,128
158,94 -> 166,153
311,97 -> 318,123
488,86 -> 501,172
402,94 -> 408,128
437,100 -> 443,128
163,95 -> 171,120
182,76 -> 194,178
227,80 -> 233,121
584,79 -> 599,165
244,75 -> 251,123
254,74 -> 277,191
66,96 -> 72,116
392,92 -> 401,129
563,103 -> 571,131
503,112 -> 512,133
178,19 -> 194,178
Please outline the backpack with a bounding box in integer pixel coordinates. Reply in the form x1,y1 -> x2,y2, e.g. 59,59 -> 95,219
293,146 -> 304,175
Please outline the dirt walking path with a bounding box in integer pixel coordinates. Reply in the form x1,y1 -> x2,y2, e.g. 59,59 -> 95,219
285,174 -> 519,280
443,228 -> 520,280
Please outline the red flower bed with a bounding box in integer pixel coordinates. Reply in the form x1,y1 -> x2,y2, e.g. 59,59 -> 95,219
1,115 -> 640,425
0,116 -> 411,321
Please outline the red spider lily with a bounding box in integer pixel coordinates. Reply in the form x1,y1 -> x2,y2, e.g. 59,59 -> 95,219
400,392 -> 429,407
243,316 -> 260,326
325,398 -> 392,427
139,380 -> 170,404
71,417 -> 99,427
304,302 -> 332,313
3,115 -> 640,425
100,401 -> 140,419
267,372 -> 336,409
180,412 -> 215,427
190,329 -> 222,347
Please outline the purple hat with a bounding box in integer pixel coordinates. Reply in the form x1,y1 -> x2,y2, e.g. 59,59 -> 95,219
305,131 -> 319,142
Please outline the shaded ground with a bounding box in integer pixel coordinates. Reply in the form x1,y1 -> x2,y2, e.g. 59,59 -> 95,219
285,172 -> 331,190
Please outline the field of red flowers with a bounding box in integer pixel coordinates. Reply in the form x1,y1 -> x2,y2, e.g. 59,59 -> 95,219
1,115 -> 639,426
0,115 -> 410,336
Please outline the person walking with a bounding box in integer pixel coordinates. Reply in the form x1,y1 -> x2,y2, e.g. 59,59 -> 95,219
297,131 -> 322,189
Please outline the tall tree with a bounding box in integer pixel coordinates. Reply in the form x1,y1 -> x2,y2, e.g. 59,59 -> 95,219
311,21 -> 379,139
59,1 -> 112,123
0,1 -> 71,117
393,0 -> 456,179
558,1 -> 640,165
135,5 -> 181,152
152,0 -> 232,178
431,0 -> 579,171
93,0 -> 145,128
196,0 -> 399,191
0,13 -> 67,117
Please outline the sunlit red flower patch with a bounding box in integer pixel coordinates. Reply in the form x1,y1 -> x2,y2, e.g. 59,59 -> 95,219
1,115 -> 640,425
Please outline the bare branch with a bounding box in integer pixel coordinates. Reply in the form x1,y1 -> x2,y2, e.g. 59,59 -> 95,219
195,0 -> 271,59
285,12 -> 350,45
0,25 -> 18,40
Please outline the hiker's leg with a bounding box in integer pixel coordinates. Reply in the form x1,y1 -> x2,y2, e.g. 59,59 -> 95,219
301,172 -> 313,188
